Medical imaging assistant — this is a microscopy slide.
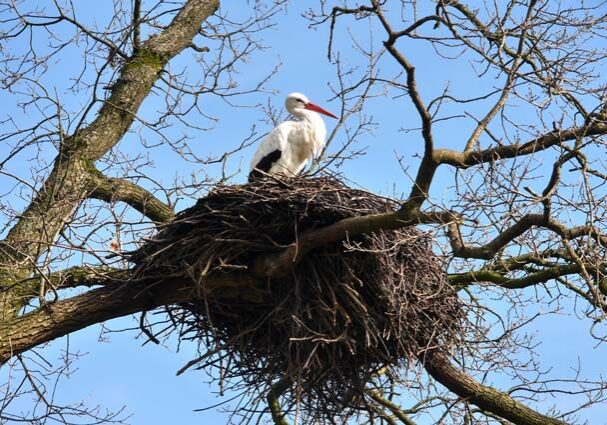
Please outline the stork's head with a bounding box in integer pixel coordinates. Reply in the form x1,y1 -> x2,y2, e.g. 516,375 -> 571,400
285,92 -> 338,119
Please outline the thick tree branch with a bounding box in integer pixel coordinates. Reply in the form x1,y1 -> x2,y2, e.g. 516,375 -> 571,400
254,199 -> 607,302
448,264 -> 581,289
132,0 -> 142,49
335,2 -> 440,210
8,266 -> 128,299
0,269 -> 260,365
448,213 -> 607,260
368,390 -> 418,425
88,170 -> 175,223
434,122 -> 607,168
267,377 -> 292,425
373,1 -> 436,207
254,209 -> 454,278
422,349 -> 567,425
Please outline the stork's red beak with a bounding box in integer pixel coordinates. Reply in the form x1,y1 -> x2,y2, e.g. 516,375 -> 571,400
305,102 -> 338,119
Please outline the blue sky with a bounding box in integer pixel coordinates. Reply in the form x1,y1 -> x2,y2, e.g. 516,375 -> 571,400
3,1 -> 607,424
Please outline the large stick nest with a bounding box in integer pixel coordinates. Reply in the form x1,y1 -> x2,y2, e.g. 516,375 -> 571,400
130,176 -> 464,421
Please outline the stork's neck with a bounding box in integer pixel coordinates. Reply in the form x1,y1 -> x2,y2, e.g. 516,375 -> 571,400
292,109 -> 327,157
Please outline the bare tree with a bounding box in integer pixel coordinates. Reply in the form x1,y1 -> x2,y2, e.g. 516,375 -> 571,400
1,0 -> 607,424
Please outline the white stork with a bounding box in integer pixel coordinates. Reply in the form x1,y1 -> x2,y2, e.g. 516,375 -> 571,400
249,92 -> 338,181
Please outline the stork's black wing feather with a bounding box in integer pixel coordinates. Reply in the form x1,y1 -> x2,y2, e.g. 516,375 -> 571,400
248,149 -> 282,181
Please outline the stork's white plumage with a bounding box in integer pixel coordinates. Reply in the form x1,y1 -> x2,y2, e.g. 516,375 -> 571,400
249,92 -> 337,181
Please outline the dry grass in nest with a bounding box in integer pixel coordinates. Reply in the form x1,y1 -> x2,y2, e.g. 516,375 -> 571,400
130,176 -> 464,422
